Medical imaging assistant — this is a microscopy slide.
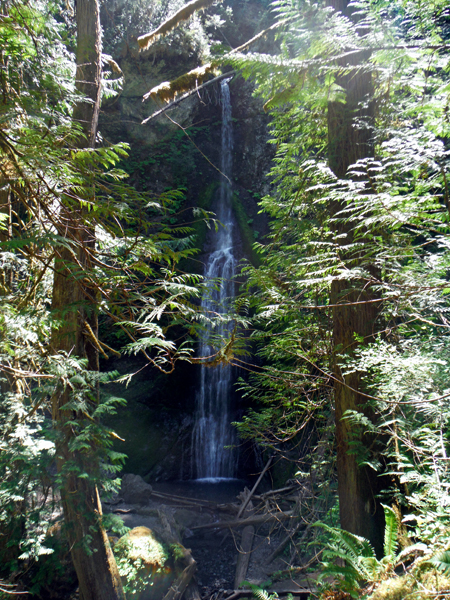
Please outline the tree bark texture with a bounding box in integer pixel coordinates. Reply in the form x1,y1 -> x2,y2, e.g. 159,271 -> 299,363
73,0 -> 102,148
51,1 -> 125,598
0,185 -> 12,395
326,0 -> 384,554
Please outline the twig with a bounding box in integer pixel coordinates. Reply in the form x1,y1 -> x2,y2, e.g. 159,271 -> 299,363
266,520 -> 305,564
255,485 -> 296,499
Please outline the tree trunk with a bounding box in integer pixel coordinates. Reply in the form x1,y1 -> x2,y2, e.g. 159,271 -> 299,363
51,1 -> 125,598
73,0 -> 102,148
0,184 -> 12,394
326,0 -> 384,554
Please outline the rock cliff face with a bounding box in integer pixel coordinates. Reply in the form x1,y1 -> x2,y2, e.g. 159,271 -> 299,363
100,0 -> 274,481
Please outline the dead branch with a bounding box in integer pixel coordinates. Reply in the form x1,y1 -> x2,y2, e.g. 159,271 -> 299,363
162,559 -> 197,600
184,581 -> 202,600
266,520 -> 304,564
158,510 -> 201,600
150,490 -> 234,512
254,485 -> 296,499
191,511 -> 295,531
142,72 -> 234,124
236,454 -> 274,519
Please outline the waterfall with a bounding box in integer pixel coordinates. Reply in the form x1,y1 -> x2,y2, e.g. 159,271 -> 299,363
192,79 -> 238,480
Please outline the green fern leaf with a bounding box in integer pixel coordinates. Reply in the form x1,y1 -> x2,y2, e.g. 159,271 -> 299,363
382,504 -> 399,558
427,551 -> 450,574
248,583 -> 275,600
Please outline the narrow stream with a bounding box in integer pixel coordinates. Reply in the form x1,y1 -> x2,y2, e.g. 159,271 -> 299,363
192,79 -> 238,480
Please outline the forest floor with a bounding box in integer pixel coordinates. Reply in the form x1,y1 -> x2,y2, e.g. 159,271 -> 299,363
104,476 -> 316,600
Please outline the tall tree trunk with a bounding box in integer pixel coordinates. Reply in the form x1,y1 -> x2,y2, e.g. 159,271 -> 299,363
51,1 -> 125,598
327,0 -> 384,554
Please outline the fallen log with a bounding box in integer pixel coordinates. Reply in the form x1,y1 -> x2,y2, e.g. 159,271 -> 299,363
225,585 -> 314,600
150,491 -> 238,516
191,511 -> 294,531
234,494 -> 255,589
162,558 -> 197,600
234,523 -> 254,589
151,491 -> 219,508
158,509 -> 201,600
184,581 -> 202,600
271,580 -> 318,595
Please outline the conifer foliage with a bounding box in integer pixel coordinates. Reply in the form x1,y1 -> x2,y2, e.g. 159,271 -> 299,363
1,0 -> 450,596
232,0 -> 450,565
0,0 -> 200,595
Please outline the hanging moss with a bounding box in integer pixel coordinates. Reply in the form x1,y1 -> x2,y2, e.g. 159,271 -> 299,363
138,0 -> 215,51
143,64 -> 217,103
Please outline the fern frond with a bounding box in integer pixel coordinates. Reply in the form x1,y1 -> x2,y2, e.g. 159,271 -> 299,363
426,551 -> 450,575
248,583 -> 274,600
382,504 -> 399,558
360,556 -> 382,580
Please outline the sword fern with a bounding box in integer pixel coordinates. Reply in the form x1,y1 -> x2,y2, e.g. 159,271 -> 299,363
316,505 -> 406,598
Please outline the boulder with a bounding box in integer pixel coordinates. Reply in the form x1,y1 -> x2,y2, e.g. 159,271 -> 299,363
121,474 -> 153,504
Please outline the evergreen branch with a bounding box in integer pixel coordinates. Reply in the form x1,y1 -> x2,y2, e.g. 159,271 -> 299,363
16,252 -> 56,310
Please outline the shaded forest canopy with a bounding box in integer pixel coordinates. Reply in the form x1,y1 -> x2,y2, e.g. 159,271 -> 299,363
1,0 -> 450,599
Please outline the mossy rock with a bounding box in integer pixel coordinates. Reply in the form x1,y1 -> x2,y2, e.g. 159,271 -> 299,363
114,526 -> 174,600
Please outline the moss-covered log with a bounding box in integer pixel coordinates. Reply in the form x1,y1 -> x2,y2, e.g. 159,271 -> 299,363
143,64 -> 217,103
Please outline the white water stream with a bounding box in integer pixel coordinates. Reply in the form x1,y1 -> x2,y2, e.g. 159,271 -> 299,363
192,79 -> 238,480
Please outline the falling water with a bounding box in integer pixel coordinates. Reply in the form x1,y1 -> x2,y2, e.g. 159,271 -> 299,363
192,79 -> 238,480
